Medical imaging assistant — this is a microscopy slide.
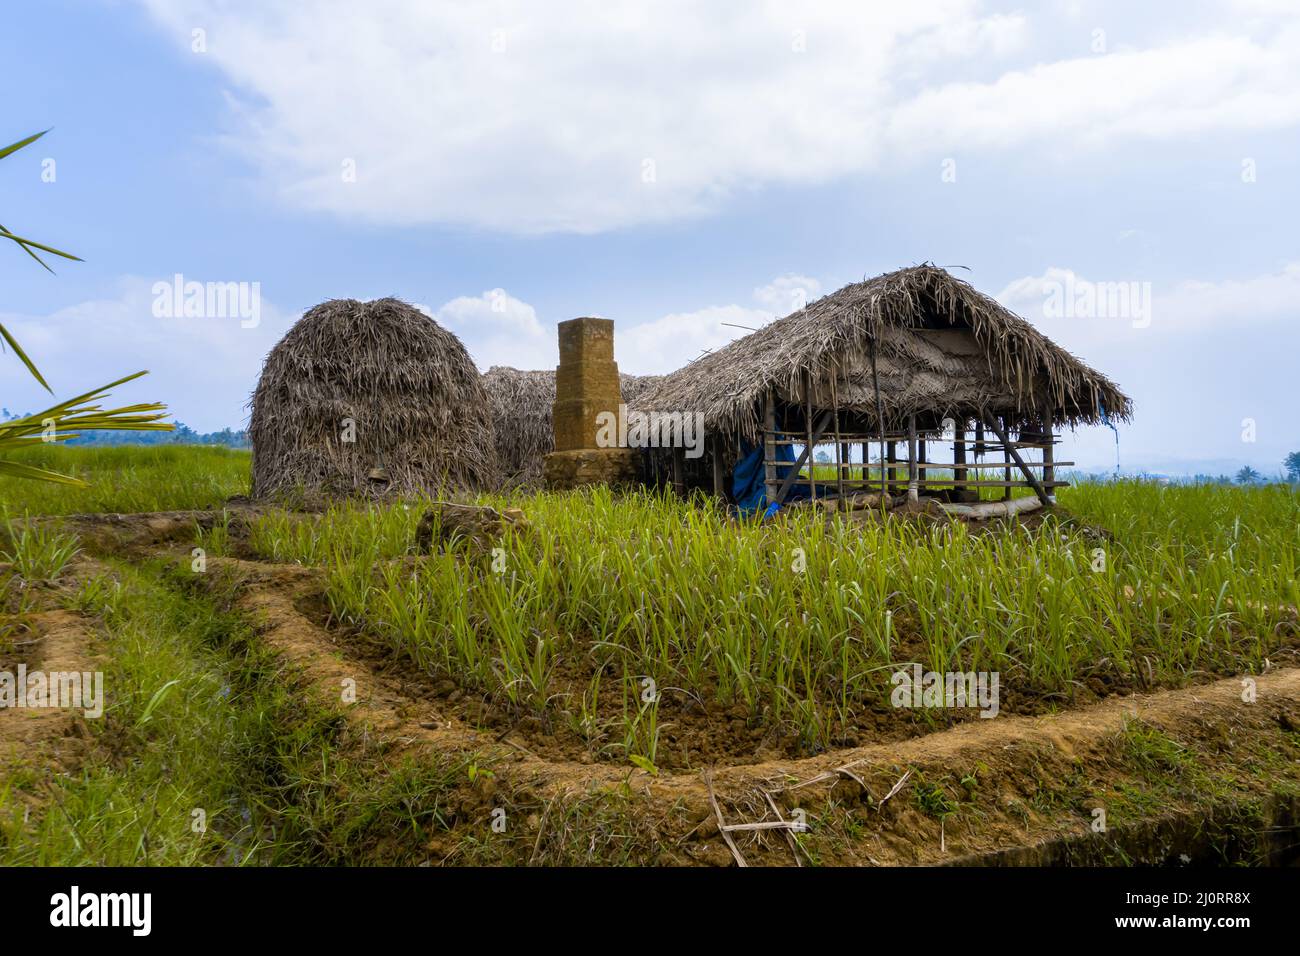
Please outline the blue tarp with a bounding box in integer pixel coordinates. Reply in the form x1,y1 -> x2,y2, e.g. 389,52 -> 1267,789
732,441 -> 810,517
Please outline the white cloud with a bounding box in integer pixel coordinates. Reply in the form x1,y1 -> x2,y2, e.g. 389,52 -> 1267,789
429,273 -> 821,376
618,304 -> 770,375
132,1 -> 1300,234
2,277 -> 296,433
887,31 -> 1300,153
997,261 -> 1300,350
753,274 -> 822,314
431,289 -> 553,371
997,264 -> 1300,472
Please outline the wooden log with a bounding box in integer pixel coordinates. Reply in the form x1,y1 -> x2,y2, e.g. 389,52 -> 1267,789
938,496 -> 1044,519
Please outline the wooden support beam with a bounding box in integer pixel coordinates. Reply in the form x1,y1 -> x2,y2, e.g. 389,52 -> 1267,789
830,364 -> 846,509
672,445 -> 685,497
803,370 -> 817,501
763,391 -> 777,506
773,410 -> 834,505
1042,422 -> 1056,503
1001,415 -> 1012,501
983,413 -> 1053,507
907,415 -> 919,503
711,436 -> 725,499
953,419 -> 967,495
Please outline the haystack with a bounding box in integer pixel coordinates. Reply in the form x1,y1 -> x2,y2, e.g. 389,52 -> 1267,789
481,366 -> 662,485
249,297 -> 498,499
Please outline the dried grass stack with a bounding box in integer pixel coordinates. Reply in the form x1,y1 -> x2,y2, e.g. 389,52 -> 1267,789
481,366 -> 663,486
249,297 -> 498,499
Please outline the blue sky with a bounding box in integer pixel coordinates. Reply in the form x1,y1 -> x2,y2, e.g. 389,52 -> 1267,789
3,0 -> 1298,474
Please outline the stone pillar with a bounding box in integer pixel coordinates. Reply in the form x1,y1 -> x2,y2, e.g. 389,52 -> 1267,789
543,317 -> 639,489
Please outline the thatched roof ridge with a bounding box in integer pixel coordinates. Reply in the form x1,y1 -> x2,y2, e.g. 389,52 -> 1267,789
250,297 -> 498,498
481,366 -> 663,485
637,264 -> 1131,441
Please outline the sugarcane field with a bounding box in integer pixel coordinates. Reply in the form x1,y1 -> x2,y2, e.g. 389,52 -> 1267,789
2,0 -> 1298,937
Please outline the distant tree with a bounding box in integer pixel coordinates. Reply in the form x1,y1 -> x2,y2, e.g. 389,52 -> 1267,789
1235,465 -> 1262,485
814,449 -> 831,464
1285,451 -> 1300,483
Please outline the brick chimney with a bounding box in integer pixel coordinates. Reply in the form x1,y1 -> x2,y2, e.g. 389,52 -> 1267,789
542,317 -> 639,488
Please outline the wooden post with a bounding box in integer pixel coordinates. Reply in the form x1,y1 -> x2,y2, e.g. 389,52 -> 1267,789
953,418 -> 968,499
711,435 -> 725,499
803,369 -> 816,501
907,415 -> 919,503
887,440 -> 897,494
984,413 -> 1052,507
860,441 -> 870,484
918,437 -> 927,496
763,391 -> 777,506
1001,415 -> 1012,501
830,364 -> 846,509
672,445 -> 685,497
1042,421 -> 1056,504
773,411 -> 833,505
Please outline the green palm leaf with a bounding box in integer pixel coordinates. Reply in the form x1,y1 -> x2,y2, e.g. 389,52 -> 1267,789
2,127 -> 172,484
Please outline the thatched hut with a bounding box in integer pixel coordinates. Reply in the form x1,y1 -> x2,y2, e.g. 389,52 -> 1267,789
481,366 -> 663,485
249,297 -> 498,499
635,265 -> 1131,514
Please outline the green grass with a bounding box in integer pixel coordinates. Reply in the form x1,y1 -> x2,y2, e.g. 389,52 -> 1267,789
1,447 -> 1297,863
0,557 -> 479,865
0,444 -> 249,516
259,480 -> 1300,758
0,559 -> 279,864
6,446 -> 1297,765
1,520 -> 80,580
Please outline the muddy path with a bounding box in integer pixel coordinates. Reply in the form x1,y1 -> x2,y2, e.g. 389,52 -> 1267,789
0,559 -> 106,799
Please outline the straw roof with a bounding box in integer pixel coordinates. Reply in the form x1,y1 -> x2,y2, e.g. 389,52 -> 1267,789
481,366 -> 663,485
249,298 -> 498,499
638,265 -> 1131,442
